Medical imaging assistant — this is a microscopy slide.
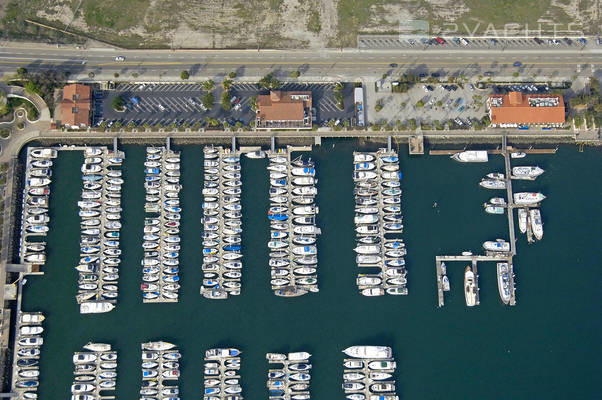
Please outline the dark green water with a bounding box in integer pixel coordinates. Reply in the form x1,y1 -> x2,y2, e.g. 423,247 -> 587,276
20,140 -> 601,399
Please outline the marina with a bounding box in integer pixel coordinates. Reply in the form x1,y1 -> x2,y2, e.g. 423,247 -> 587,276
266,351 -> 312,400
352,149 -> 407,296
71,342 -> 117,400
342,345 -> 399,400
76,146 -> 125,313
140,341 -> 180,399
200,146 -> 243,299
19,147 -> 58,271
140,146 -> 182,303
267,146 -> 320,297
203,347 -> 243,399
12,312 -> 44,399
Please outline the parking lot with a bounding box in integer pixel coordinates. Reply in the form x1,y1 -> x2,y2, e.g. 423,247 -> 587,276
358,35 -> 591,50
94,82 -> 355,129
369,82 -> 492,128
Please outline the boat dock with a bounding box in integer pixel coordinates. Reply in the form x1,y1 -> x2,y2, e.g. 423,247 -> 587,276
18,147 -> 58,271
429,147 -> 557,155
71,343 -> 117,399
267,146 -> 320,297
141,146 -> 181,303
76,146 -> 125,312
342,352 -> 398,399
353,149 -> 407,296
266,352 -> 311,399
203,348 -> 242,399
11,311 -> 44,398
200,146 -> 243,299
140,341 -> 180,397
435,254 -> 516,307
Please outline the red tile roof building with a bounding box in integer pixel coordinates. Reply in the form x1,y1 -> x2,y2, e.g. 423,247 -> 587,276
61,84 -> 91,128
487,92 -> 565,128
256,91 -> 312,130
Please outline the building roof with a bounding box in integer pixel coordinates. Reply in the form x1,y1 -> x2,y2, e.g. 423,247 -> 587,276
61,84 -> 91,126
256,91 -> 312,122
489,92 -> 565,125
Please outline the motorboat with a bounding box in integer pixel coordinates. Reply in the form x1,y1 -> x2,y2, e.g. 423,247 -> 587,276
511,152 -> 526,158
512,166 -> 544,180
529,209 -> 543,240
353,171 -> 377,180
485,205 -> 504,214
368,360 -> 396,370
497,262 -> 511,304
489,197 -> 506,205
354,154 -> 374,163
291,167 -> 315,176
514,192 -> 546,205
343,346 -> 392,359
342,382 -> 365,392
483,239 -> 510,252
464,266 -> 477,307
486,172 -> 505,180
30,148 -> 57,158
479,179 -> 506,190
451,150 -> 488,162
80,302 -> 115,314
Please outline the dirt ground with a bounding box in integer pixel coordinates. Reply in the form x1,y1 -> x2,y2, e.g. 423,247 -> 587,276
3,0 -> 600,49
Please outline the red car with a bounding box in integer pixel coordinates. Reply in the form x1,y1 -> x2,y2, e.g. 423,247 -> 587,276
435,37 -> 445,45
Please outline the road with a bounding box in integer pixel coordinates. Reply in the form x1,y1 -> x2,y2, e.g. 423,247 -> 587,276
0,46 -> 600,82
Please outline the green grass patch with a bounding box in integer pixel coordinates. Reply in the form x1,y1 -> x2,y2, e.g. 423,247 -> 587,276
307,10 -> 321,34
83,0 -> 151,31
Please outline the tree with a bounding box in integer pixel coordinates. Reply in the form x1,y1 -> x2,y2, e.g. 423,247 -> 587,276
203,80 -> 215,91
512,72 -> 519,78
408,119 -> 417,130
202,93 -> 214,110
113,72 -> 120,78
374,102 -> 383,112
221,91 -> 232,111
249,96 -> 257,112
88,72 -> 95,78
16,67 -> 27,77
111,95 -> 126,111
228,71 -> 236,79
416,100 -> 424,108
222,79 -> 232,90
290,70 -> 301,78
258,72 -> 280,89
436,100 -> 442,107
24,81 -> 40,95
181,70 -> 190,80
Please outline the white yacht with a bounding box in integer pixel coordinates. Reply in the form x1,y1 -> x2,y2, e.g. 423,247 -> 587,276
514,192 -> 546,205
451,150 -> 488,162
497,262 -> 511,304
529,209 -> 543,240
464,266 -> 477,307
483,239 -> 510,252
485,205 -> 504,214
479,179 -> 506,190
342,346 -> 392,359
512,166 -> 544,180
518,208 -> 528,233
80,302 -> 115,314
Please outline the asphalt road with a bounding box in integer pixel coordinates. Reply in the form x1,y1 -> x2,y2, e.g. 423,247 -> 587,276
0,46 -> 600,82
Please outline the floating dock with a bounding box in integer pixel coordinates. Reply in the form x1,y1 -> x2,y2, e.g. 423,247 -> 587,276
140,147 -> 181,303
76,146 -> 125,312
71,343 -> 117,399
266,351 -> 312,399
342,347 -> 399,400
203,348 -> 243,399
267,146 -> 320,297
140,341 -> 180,398
18,147 -> 58,270
11,312 -> 44,399
353,149 -> 407,296
200,146 -> 243,299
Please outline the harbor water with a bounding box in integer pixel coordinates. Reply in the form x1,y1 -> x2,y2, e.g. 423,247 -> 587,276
20,140 -> 601,399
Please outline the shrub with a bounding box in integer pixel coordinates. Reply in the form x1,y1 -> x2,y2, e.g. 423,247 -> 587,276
374,102 -> 383,112
181,70 -> 190,80
290,70 -> 301,78
0,128 -> 10,138
111,95 -> 126,111
249,96 -> 257,112
221,91 -> 232,111
228,72 -> 236,79
202,93 -> 214,110
203,80 -> 215,91
416,100 -> 424,107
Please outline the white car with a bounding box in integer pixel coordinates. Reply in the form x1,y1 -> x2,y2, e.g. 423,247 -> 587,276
233,103 -> 241,111
115,56 -> 125,61
157,104 -> 165,111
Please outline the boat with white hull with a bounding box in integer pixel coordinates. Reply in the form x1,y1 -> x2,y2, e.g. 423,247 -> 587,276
451,150 -> 488,162
497,262 -> 511,304
342,346 -> 392,359
514,192 -> 546,205
512,166 -> 544,180
529,209 -> 543,240
464,266 -> 477,307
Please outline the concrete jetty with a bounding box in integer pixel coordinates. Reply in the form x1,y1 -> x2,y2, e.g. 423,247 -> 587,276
353,149 -> 407,296
203,348 -> 242,399
141,146 -> 181,303
267,145 -> 319,296
76,146 -> 125,311
200,146 -> 243,299
266,351 -> 311,399
11,311 -> 44,399
71,343 -> 117,399
141,341 -> 180,398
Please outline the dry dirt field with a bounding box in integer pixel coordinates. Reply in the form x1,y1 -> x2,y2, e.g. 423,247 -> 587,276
0,0 -> 599,48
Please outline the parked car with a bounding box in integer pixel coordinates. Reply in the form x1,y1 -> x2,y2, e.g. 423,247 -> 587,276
533,37 -> 544,45
157,104 -> 166,111
434,37 -> 445,45
460,37 -> 469,46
